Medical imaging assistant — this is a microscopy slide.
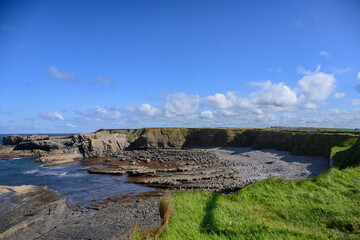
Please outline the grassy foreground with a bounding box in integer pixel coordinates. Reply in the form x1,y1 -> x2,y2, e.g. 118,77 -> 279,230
159,167 -> 360,239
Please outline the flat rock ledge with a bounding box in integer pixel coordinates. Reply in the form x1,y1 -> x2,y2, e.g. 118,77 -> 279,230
0,185 -> 66,240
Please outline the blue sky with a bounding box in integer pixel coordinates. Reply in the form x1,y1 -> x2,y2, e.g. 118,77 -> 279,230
0,0 -> 359,133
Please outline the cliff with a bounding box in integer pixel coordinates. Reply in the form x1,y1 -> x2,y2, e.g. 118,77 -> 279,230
2,128 -> 358,165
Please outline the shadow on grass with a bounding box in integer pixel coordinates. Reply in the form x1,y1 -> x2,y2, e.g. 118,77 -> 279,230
200,192 -> 237,237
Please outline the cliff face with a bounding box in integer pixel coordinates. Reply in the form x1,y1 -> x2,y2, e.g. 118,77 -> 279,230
120,128 -> 354,159
2,132 -> 130,165
2,128 -> 357,165
231,130 -> 353,159
75,132 -> 130,157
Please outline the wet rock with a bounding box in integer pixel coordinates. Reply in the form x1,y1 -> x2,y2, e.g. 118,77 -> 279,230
86,167 -> 126,175
37,195 -> 163,240
177,164 -> 200,172
0,185 -> 66,240
36,152 -> 84,166
122,165 -> 156,176
0,145 -> 44,160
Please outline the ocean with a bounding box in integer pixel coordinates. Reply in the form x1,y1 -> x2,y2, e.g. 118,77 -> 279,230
0,133 -> 155,206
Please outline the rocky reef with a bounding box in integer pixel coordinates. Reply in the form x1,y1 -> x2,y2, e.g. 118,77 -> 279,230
84,149 -> 245,191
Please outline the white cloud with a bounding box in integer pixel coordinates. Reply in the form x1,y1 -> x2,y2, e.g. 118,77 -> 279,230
138,104 -> 160,116
319,51 -> 330,58
333,92 -> 345,99
295,67 -> 335,108
205,67 -> 335,115
326,67 -> 351,75
355,72 -> 360,93
352,99 -> 360,106
250,80 -> 297,108
69,66 -> 343,129
329,109 -> 340,114
89,76 -> 116,86
206,92 -> 237,109
296,66 -> 312,75
39,112 -> 65,121
164,93 -> 200,117
47,66 -> 74,83
206,92 -> 260,116
200,111 -> 213,119
65,123 -> 77,128
93,106 -> 122,119
24,117 -> 35,121
76,106 -> 122,121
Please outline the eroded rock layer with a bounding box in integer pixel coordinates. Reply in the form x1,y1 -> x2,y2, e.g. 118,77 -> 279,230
0,185 -> 66,240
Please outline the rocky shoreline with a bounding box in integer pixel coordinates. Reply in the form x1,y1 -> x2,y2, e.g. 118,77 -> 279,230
0,185 -> 66,240
83,149 -> 246,191
0,130 -> 333,239
0,185 -> 165,240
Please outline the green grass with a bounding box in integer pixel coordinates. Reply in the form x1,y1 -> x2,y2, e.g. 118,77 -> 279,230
331,138 -> 358,157
126,128 -> 150,140
160,128 -> 190,144
159,168 -> 360,239
333,139 -> 360,169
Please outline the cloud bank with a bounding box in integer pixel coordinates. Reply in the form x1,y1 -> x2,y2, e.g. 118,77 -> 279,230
69,67 -> 341,129
26,66 -> 354,132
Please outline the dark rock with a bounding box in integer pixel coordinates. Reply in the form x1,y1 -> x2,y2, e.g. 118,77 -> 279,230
0,185 -> 66,240
2,135 -> 49,145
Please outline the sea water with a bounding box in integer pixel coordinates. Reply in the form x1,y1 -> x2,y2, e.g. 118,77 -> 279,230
0,134 -> 155,205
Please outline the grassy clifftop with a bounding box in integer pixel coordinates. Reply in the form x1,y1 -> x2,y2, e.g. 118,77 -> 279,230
159,167 -> 360,239
333,138 -> 360,169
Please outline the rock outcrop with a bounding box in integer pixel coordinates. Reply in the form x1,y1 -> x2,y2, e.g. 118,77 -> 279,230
2,135 -> 49,145
75,132 -> 130,157
1,132 -> 130,165
0,185 -> 66,240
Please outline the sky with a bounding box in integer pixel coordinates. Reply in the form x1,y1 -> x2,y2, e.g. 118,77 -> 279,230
0,0 -> 360,133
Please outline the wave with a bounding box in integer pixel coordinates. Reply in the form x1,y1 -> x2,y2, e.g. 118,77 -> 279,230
23,169 -> 39,174
37,171 -> 68,177
66,173 -> 86,177
0,158 -> 21,161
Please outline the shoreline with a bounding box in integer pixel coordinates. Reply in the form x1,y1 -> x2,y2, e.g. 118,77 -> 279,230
1,128 -> 352,239
0,146 -> 330,239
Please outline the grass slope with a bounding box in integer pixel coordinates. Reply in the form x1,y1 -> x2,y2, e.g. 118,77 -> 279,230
160,167 -> 360,239
331,138 -> 360,170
